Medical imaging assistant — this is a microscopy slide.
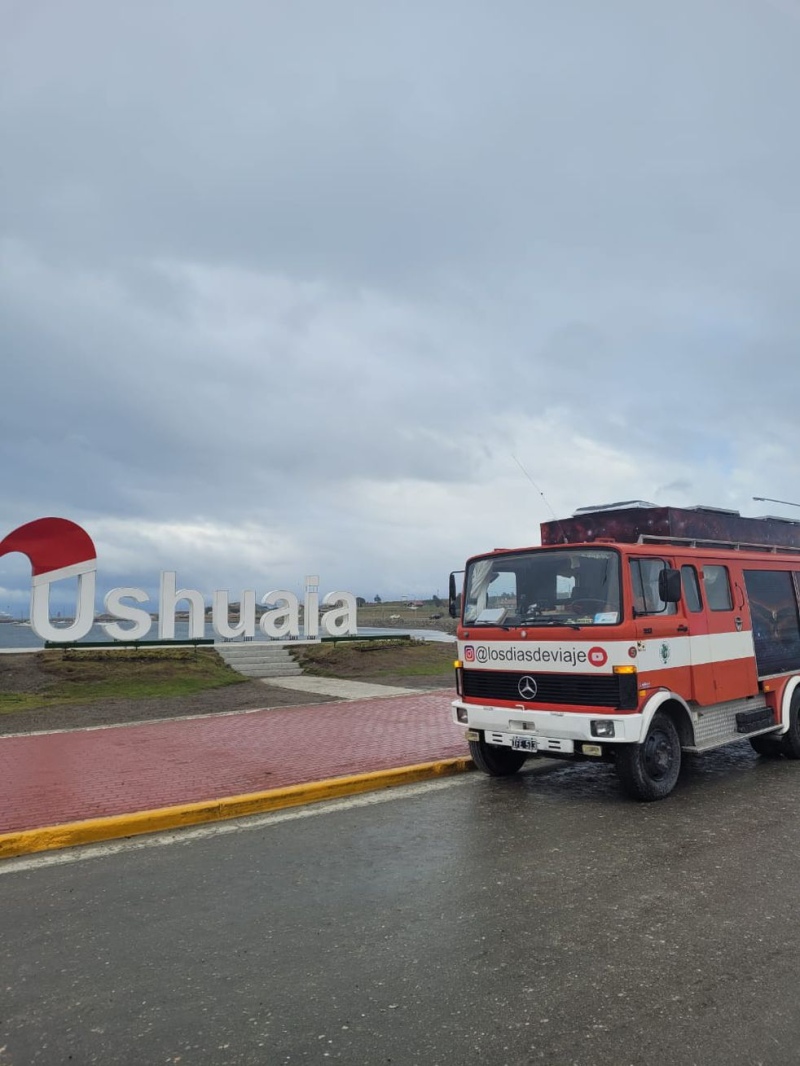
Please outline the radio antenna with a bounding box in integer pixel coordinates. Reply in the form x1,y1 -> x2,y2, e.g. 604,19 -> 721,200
511,455 -> 569,543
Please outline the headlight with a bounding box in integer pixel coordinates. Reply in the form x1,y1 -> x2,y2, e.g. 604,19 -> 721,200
591,720 -> 616,738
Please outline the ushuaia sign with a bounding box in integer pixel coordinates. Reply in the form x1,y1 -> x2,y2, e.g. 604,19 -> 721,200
0,517 -> 358,643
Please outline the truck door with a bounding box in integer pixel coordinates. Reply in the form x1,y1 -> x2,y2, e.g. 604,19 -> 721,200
678,563 -> 716,704
629,556 -> 692,700
691,561 -> 757,704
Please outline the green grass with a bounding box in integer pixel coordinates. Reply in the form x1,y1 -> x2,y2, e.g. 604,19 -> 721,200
0,640 -> 457,717
290,639 -> 456,680
0,648 -> 248,715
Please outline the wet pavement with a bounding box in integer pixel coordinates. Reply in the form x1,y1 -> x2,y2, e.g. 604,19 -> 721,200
2,740 -> 800,1064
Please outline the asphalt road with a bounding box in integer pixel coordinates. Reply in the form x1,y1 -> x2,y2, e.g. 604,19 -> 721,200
3,744 -> 800,1065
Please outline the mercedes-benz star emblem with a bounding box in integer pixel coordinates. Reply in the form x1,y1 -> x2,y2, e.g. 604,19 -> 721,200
518,675 -> 538,700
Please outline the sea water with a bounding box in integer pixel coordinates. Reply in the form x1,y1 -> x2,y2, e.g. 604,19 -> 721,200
0,621 -> 455,651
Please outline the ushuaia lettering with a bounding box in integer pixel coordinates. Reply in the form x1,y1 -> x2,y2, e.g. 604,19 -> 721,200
0,517 -> 358,643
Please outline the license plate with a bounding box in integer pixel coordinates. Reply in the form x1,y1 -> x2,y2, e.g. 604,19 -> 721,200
511,736 -> 538,752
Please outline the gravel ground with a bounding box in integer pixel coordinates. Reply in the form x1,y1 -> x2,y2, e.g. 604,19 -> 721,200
0,653 -> 451,735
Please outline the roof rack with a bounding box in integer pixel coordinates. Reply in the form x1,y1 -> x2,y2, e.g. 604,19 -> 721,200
573,500 -> 657,515
681,505 -> 740,516
638,534 -> 800,555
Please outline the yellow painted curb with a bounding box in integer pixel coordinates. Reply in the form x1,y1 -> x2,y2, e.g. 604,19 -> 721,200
0,756 -> 475,860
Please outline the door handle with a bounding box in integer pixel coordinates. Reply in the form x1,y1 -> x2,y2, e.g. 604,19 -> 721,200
677,625 -> 689,633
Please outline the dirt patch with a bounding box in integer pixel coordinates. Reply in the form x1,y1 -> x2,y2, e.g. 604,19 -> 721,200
0,653 -> 55,694
0,653 -> 339,735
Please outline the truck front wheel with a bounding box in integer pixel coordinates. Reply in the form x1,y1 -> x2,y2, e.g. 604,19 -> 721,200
750,734 -> 783,757
616,711 -> 681,801
469,736 -> 527,776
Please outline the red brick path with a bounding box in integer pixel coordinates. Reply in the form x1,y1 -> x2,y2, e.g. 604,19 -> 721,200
0,693 -> 464,833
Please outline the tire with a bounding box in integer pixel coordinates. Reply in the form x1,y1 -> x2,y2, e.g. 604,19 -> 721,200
616,711 -> 682,801
469,736 -> 528,776
750,734 -> 783,758
781,690 -> 800,759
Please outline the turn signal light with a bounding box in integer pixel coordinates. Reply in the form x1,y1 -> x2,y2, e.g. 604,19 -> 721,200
613,665 -> 637,675
454,660 -> 463,669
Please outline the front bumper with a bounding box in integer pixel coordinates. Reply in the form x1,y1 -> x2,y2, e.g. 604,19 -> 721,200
452,698 -> 646,747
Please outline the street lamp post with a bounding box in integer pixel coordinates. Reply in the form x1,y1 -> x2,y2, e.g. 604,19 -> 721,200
753,497 -> 800,509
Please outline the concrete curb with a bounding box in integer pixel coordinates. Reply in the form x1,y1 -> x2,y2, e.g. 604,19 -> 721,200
0,757 -> 475,860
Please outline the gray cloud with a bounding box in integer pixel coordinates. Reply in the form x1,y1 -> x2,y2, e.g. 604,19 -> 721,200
3,0 -> 800,604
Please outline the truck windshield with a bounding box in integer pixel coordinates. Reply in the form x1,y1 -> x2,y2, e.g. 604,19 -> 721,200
463,549 -> 621,627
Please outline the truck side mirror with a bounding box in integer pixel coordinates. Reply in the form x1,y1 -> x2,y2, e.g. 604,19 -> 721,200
658,568 -> 682,603
449,572 -> 461,619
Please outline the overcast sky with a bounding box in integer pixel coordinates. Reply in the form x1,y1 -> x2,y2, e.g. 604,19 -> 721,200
3,0 -> 800,611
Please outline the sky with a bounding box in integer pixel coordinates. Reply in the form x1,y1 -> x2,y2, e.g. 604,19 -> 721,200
3,0 -> 800,613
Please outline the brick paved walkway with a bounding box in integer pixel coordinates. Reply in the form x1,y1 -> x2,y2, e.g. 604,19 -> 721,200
0,693 -> 463,833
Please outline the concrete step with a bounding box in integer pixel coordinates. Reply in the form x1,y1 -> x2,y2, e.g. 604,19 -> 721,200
220,659 -> 303,673
230,663 -> 304,678
217,653 -> 290,664
214,640 -> 291,649
216,645 -> 296,660
215,642 -> 303,678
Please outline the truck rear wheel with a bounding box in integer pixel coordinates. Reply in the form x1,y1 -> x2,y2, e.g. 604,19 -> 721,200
468,736 -> 527,776
616,711 -> 681,801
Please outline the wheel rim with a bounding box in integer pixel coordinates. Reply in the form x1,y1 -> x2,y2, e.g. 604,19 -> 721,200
643,729 -> 675,781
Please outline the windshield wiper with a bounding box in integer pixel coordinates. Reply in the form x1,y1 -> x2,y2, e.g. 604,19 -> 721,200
466,618 -> 582,631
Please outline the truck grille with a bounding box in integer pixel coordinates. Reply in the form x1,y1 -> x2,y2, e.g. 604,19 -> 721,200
462,670 -> 622,708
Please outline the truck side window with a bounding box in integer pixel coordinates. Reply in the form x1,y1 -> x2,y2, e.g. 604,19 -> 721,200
630,558 -> 676,615
703,565 -> 733,611
744,569 -> 800,676
681,565 -> 703,613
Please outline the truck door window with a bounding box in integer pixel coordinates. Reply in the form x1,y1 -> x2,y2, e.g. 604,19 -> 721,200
681,565 -> 703,612
629,558 -> 676,615
703,565 -> 733,611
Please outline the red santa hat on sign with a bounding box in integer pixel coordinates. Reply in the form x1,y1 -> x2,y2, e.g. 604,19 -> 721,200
0,517 -> 97,585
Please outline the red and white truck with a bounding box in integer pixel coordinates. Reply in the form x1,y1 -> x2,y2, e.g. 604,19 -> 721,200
450,501 -> 800,800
